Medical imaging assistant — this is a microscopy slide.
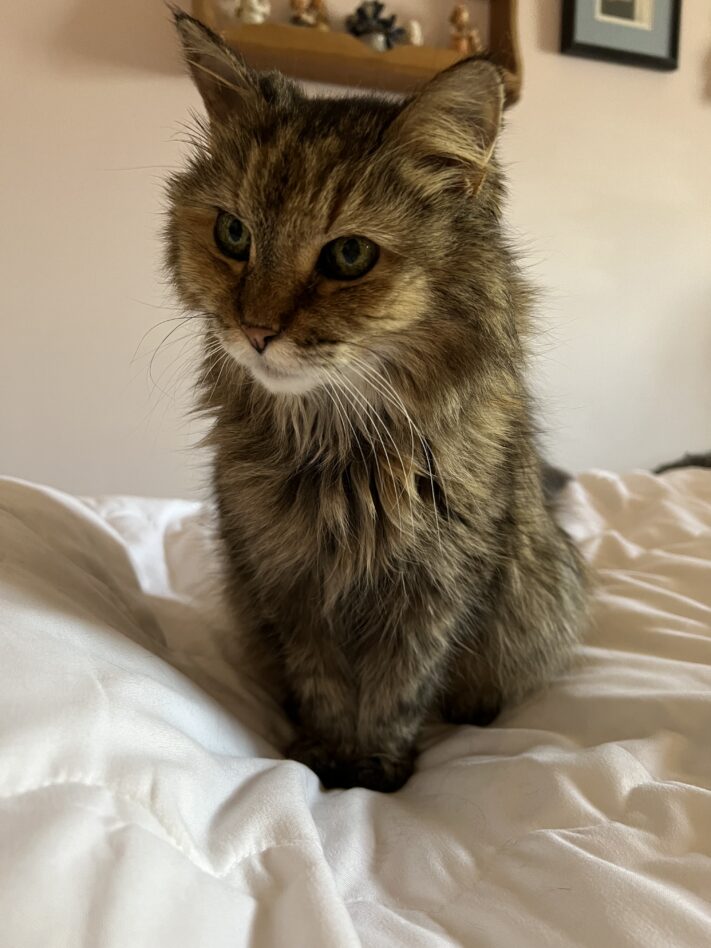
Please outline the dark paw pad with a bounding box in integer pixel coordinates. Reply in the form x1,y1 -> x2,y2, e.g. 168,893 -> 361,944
286,738 -> 414,792
326,755 -> 414,793
442,701 -> 501,727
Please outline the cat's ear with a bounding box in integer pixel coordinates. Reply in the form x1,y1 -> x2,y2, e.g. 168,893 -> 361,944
386,58 -> 504,198
174,11 -> 258,124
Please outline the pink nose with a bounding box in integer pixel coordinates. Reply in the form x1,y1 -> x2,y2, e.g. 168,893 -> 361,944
242,325 -> 279,354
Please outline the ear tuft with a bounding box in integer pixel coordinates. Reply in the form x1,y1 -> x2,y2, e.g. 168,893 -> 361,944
173,11 -> 257,123
387,58 -> 504,198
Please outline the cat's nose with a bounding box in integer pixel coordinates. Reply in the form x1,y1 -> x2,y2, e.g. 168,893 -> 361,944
242,325 -> 279,354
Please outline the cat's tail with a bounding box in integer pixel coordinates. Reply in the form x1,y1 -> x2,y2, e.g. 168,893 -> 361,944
653,451 -> 711,474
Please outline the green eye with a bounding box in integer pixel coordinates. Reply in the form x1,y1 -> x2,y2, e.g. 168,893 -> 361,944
214,211 -> 251,261
317,235 -> 380,281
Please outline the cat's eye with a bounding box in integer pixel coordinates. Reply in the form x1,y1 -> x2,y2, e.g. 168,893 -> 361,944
214,211 -> 251,261
317,235 -> 380,281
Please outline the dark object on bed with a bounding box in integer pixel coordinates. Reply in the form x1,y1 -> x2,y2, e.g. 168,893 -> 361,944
542,463 -> 572,500
654,451 -> 711,475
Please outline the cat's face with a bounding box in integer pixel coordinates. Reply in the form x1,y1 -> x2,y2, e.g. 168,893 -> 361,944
168,101 -> 431,395
167,14 -> 504,397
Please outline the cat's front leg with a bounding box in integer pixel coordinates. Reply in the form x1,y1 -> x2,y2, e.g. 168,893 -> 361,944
282,634 -> 424,792
281,630 -> 362,783
286,613 -> 452,793
340,625 -> 450,792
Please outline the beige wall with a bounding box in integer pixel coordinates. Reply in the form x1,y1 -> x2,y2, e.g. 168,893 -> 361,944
1,1 -> 709,498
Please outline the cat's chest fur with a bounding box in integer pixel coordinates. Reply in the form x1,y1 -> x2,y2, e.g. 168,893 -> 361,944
211,404 -> 424,612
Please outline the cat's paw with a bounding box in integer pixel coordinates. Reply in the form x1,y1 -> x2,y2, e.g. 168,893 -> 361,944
441,698 -> 501,727
286,737 -> 414,792
341,753 -> 414,793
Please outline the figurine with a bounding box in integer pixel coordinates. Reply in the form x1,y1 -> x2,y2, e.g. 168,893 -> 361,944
236,0 -> 271,25
290,0 -> 331,29
405,19 -> 423,46
449,3 -> 484,56
310,0 -> 331,31
378,14 -> 406,50
346,1 -> 382,39
346,2 -> 406,50
291,0 -> 316,27
360,31 -> 388,52
215,0 -> 239,20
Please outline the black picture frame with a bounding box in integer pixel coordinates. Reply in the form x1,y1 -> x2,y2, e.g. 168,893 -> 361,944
561,0 -> 681,71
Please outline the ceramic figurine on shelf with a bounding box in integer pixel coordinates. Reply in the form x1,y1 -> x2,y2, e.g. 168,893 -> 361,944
290,0 -> 316,27
215,0 -> 239,20
405,19 -> 423,46
346,2 -> 406,51
346,1 -> 383,39
379,14 -> 406,50
310,0 -> 331,31
449,3 -> 484,56
290,0 -> 330,29
236,0 -> 271,25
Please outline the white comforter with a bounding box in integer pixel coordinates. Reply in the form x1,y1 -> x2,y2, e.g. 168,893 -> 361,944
1,471 -> 710,947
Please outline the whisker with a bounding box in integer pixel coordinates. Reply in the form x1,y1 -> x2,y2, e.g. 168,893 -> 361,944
320,379 -> 350,452
103,165 -> 178,173
143,321 -> 198,397
348,356 -> 446,552
324,376 -> 370,471
129,297 -> 183,312
332,372 -> 395,527
132,312 -> 213,364
133,326 -> 201,368
335,370 -> 410,541
207,348 -> 233,407
153,333 -> 202,396
345,365 -> 416,493
348,357 -> 417,475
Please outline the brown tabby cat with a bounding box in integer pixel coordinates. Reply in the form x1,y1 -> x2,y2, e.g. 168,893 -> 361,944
166,12 -> 588,792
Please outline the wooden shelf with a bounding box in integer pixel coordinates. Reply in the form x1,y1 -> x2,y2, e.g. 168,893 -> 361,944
192,1 -> 521,105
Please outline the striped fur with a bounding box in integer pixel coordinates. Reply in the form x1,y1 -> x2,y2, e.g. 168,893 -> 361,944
165,13 -> 588,791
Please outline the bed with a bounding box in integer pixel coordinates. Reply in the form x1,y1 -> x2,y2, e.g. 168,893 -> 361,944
1,470 -> 710,946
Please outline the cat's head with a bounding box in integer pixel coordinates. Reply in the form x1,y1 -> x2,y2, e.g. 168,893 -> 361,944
166,13 -> 505,398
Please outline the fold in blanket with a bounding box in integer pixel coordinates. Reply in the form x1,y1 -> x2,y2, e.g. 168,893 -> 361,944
0,471 -> 710,947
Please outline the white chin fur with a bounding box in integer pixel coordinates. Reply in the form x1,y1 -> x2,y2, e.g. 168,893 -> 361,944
222,336 -> 321,395
249,364 -> 321,395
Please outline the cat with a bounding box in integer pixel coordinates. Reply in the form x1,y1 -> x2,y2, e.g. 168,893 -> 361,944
654,451 -> 711,474
166,12 -> 588,792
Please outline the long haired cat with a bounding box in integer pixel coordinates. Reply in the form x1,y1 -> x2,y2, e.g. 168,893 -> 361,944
167,13 -> 588,792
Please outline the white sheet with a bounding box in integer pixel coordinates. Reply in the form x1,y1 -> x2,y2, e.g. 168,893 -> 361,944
1,470 -> 710,947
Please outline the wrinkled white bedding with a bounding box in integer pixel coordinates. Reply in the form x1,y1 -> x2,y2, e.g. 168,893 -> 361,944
1,470 -> 710,947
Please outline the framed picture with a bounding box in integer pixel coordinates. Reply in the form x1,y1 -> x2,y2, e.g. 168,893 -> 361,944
561,0 -> 681,70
